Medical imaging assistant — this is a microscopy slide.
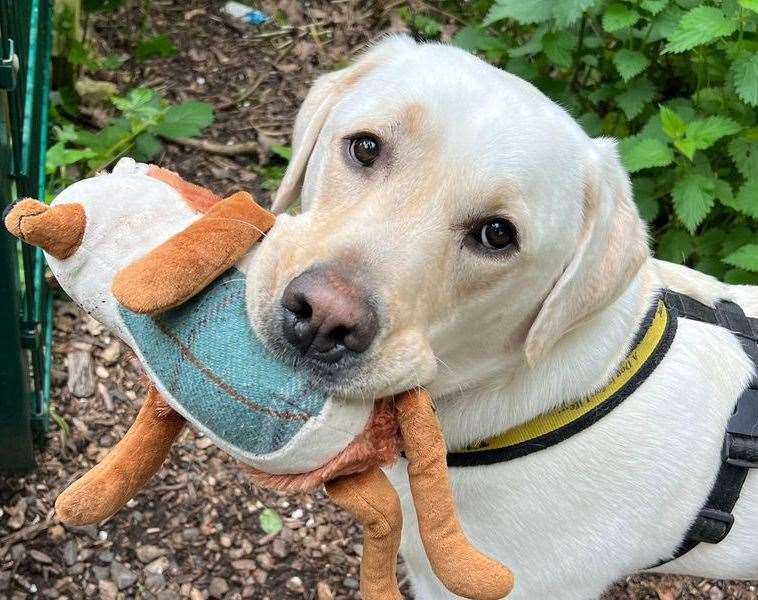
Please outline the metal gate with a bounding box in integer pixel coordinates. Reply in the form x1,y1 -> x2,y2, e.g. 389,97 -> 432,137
0,0 -> 54,474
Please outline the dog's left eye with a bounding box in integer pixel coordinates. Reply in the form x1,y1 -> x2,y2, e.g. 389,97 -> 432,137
472,218 -> 517,251
349,135 -> 381,166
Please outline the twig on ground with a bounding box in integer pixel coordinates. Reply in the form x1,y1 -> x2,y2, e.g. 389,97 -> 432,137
162,136 -> 260,156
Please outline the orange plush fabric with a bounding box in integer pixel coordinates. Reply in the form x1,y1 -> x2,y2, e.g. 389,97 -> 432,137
55,385 -> 186,526
3,199 -> 86,260
326,467 -> 404,600
147,165 -> 222,213
396,390 -> 514,600
111,191 -> 275,314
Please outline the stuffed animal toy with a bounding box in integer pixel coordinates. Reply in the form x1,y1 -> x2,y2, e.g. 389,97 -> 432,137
4,158 -> 513,600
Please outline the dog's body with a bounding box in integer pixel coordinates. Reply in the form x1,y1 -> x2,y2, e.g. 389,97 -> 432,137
248,36 -> 758,599
387,260 -> 758,599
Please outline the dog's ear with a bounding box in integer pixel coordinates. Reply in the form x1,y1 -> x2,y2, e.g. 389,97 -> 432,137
524,138 -> 649,366
271,35 -> 416,214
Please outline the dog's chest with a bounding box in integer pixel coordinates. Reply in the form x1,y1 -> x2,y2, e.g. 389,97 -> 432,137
387,320 -> 752,599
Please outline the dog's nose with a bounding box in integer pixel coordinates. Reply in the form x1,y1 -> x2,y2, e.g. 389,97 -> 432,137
281,266 -> 378,363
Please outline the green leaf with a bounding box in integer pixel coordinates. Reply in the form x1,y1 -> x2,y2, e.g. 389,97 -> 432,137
453,25 -> 508,54
76,123 -> 130,153
673,116 -> 743,159
659,106 -> 687,140
739,0 -> 758,13
508,25 -> 547,57
271,145 -> 292,161
688,116 -> 742,147
616,77 -> 656,119
696,227 -> 727,257
135,34 -> 177,62
553,0 -> 601,27
728,138 -> 758,179
729,53 -> 758,107
722,179 -> 758,218
671,173 -> 716,232
483,0 -> 553,25
619,136 -> 674,172
112,88 -> 161,123
542,31 -> 576,68
154,101 -> 215,139
412,15 -> 442,38
641,0 -> 668,15
45,142 -> 97,172
259,508 -> 283,535
664,6 -> 738,53
632,177 -> 659,221
723,244 -> 758,271
657,229 -> 694,264
724,268 -> 758,284
603,3 -> 640,32
721,225 -> 756,257
613,49 -> 650,82
648,6 -> 685,42
134,132 -> 163,160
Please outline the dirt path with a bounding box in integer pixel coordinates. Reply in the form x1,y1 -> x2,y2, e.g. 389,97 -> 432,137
1,2 -> 756,598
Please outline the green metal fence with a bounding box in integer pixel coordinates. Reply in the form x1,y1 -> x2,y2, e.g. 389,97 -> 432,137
0,0 -> 54,474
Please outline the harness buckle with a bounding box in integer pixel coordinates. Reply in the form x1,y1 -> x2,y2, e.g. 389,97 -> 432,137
722,387 -> 758,469
688,508 -> 734,544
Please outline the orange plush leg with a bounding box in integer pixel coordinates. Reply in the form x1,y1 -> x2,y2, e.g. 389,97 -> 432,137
396,389 -> 514,600
326,467 -> 403,600
111,191 -> 275,314
3,199 -> 86,259
55,385 -> 185,525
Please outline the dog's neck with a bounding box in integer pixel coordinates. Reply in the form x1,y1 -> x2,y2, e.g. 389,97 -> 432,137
434,262 -> 658,451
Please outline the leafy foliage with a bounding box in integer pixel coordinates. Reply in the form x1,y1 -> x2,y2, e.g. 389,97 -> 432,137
258,508 -> 283,535
47,88 -> 214,194
412,0 -> 757,284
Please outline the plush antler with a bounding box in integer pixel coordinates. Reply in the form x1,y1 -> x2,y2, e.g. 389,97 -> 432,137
55,384 -> 185,525
112,191 -> 275,313
396,389 -> 514,600
3,199 -> 86,259
326,467 -> 403,600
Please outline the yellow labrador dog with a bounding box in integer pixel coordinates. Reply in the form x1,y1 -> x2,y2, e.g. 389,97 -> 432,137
247,36 -> 758,599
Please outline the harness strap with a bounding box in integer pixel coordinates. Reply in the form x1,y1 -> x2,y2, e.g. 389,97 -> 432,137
660,291 -> 758,564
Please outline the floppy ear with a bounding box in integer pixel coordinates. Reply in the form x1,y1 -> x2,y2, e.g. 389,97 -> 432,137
524,138 -> 650,366
270,35 -> 417,214
269,70 -> 346,214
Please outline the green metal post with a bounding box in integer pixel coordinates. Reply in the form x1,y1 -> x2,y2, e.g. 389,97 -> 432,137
0,102 -> 34,474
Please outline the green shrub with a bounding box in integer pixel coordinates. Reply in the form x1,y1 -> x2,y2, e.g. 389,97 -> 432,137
411,0 -> 758,283
47,88 -> 214,196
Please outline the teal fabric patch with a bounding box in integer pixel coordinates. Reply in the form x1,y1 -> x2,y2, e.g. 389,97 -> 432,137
119,269 -> 327,456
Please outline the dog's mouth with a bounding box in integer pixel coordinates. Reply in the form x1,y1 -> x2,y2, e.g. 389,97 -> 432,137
243,397 -> 401,492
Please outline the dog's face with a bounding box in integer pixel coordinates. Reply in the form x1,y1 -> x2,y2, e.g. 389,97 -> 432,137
248,37 -> 648,400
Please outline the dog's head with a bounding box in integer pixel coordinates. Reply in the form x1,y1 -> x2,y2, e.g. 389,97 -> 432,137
248,36 -> 649,400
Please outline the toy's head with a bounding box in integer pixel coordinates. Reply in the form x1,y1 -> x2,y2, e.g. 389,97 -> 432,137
7,158 -> 399,488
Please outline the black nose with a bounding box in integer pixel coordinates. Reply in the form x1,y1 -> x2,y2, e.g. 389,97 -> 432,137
281,266 -> 379,364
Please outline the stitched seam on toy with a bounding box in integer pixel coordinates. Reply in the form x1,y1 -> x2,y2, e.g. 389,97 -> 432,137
153,317 -> 310,422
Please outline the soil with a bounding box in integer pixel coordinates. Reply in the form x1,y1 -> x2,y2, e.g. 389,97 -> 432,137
1,1 -> 756,599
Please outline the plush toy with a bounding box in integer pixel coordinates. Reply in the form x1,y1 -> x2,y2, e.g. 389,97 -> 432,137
4,159 -> 513,600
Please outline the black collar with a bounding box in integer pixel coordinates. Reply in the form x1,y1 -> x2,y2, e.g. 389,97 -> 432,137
447,293 -> 677,467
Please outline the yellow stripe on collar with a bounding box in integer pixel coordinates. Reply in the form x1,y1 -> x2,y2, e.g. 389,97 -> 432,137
450,299 -> 672,461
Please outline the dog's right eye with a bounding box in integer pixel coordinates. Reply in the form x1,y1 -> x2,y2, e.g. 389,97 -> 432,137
349,135 -> 381,166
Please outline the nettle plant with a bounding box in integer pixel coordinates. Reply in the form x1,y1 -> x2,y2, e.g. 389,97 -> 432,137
47,88 -> 214,196
445,0 -> 757,284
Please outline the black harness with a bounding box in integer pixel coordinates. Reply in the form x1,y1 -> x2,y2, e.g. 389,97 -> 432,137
445,289 -> 758,563
660,291 -> 758,563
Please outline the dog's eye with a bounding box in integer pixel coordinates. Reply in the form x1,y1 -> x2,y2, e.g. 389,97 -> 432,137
349,135 -> 381,166
475,218 -> 517,251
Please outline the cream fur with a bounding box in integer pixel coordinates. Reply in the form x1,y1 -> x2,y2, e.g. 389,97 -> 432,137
252,36 -> 758,599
